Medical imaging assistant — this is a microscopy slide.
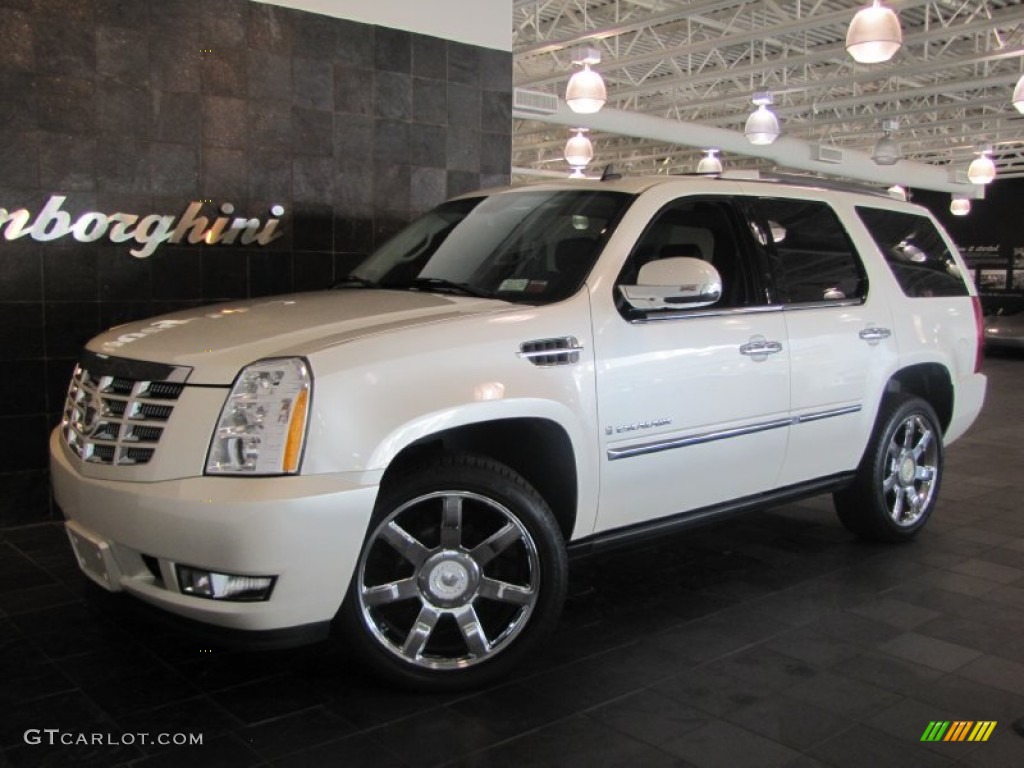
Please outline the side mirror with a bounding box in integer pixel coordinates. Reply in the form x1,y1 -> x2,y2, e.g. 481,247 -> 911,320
619,257 -> 723,311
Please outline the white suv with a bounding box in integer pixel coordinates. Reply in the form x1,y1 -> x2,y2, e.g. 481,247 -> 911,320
51,174 -> 987,689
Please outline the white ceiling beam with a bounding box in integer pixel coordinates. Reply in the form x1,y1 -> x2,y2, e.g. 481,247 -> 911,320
514,98 -> 983,195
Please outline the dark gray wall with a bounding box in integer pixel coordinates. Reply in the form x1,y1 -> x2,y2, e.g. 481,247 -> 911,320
0,0 -> 512,526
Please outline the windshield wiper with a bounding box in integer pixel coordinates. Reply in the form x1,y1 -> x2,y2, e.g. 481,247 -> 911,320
398,277 -> 492,298
332,276 -> 379,289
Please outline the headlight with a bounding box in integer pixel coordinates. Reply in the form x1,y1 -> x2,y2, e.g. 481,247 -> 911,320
206,358 -> 311,475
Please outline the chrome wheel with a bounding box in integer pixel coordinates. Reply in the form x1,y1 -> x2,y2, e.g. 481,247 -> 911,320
881,413 -> 938,527
356,490 -> 541,670
834,395 -> 944,542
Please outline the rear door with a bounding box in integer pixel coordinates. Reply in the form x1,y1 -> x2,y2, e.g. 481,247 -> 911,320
742,194 -> 897,485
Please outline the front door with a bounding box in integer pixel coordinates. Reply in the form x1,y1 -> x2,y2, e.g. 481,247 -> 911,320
591,194 -> 790,533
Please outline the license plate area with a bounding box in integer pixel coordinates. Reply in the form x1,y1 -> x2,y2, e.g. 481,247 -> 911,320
66,522 -> 123,592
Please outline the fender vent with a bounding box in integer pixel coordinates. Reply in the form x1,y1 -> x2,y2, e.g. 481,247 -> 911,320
518,337 -> 583,367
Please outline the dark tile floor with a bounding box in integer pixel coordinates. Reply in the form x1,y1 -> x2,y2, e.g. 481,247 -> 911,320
2,355 -> 1023,768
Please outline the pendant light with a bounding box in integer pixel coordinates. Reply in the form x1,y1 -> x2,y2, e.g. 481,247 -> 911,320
872,118 -> 901,165
1013,73 -> 1024,113
696,149 -> 723,174
563,128 -> 594,168
745,92 -> 780,146
566,47 -> 606,114
968,146 -> 996,185
950,196 -> 971,216
846,1 -> 902,64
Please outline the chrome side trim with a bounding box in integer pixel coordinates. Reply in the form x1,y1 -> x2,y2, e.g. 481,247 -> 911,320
791,404 -> 862,424
607,417 -> 791,460
781,298 -> 866,311
632,304 -> 784,323
607,404 -> 862,461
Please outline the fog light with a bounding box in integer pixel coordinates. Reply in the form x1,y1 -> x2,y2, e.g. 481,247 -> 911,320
176,565 -> 276,601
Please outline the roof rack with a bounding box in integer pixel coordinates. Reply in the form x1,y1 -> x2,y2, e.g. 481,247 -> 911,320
718,170 -> 897,199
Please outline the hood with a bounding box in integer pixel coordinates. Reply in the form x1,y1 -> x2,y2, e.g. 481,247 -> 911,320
86,290 -> 512,384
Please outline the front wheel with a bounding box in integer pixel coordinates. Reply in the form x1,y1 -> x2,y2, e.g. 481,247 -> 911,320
834,394 -> 943,542
341,454 -> 567,690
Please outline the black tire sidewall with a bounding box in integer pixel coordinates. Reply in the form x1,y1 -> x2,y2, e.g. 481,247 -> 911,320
340,454 -> 568,691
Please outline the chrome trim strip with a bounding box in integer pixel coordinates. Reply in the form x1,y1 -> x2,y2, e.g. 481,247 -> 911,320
792,404 -> 862,424
608,417 -> 791,460
518,345 -> 584,360
781,298 -> 865,311
607,404 -> 862,461
632,304 -> 784,323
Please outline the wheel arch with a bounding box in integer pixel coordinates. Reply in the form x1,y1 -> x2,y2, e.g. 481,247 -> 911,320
378,417 -> 579,542
884,362 -> 954,434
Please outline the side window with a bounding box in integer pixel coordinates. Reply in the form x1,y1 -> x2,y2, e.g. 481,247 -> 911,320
856,207 -> 969,298
616,198 -> 758,314
752,198 -> 867,304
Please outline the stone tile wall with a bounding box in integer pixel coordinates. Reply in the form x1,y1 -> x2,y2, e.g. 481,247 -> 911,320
0,0 -> 512,526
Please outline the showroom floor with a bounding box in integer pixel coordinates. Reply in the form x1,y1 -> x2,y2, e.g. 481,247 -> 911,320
2,356 -> 1023,768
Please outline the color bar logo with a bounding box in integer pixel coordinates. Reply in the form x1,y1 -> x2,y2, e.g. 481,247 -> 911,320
920,721 -> 997,742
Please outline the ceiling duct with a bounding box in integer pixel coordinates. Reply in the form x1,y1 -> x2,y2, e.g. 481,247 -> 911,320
513,88 -> 558,115
812,145 -> 845,164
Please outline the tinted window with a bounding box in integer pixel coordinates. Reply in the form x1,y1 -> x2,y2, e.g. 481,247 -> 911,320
751,198 -> 866,304
856,207 -> 969,298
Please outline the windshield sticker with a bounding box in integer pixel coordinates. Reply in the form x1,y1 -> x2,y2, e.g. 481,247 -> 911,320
499,278 -> 529,292
526,280 -> 548,293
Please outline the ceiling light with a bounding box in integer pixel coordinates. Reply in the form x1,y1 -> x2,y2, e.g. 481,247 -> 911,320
846,1 -> 902,64
564,128 -> 594,168
887,185 -> 907,200
566,47 -> 606,114
1013,73 -> 1024,114
696,149 -> 723,174
872,118 -> 901,165
968,146 -> 996,185
745,93 -> 780,146
950,196 -> 971,216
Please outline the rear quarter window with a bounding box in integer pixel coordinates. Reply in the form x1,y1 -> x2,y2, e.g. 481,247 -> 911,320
856,207 -> 969,298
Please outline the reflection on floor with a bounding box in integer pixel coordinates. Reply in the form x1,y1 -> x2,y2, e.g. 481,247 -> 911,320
2,356 -> 1023,768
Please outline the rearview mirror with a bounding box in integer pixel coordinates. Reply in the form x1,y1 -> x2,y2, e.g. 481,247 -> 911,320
619,257 -> 723,311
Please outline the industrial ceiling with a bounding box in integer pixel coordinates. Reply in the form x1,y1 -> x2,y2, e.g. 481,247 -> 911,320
511,0 -> 1024,184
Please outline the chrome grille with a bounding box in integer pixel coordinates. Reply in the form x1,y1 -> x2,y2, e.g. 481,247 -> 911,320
62,362 -> 186,466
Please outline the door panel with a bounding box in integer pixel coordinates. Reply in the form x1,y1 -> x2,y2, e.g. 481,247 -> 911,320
594,310 -> 790,533
744,194 -> 897,485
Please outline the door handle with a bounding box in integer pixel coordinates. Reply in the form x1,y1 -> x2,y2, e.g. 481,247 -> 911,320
859,327 -> 892,344
739,337 -> 783,358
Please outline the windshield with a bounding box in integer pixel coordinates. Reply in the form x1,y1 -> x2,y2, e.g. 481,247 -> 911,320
345,189 -> 633,304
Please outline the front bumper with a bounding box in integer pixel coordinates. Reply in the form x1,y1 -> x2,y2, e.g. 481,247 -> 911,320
50,429 -> 381,634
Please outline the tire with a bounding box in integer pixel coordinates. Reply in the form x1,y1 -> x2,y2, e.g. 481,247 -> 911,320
340,453 -> 568,691
834,394 -> 943,542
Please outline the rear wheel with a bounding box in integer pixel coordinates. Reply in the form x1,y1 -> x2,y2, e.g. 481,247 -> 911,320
341,454 -> 567,690
834,394 -> 943,542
